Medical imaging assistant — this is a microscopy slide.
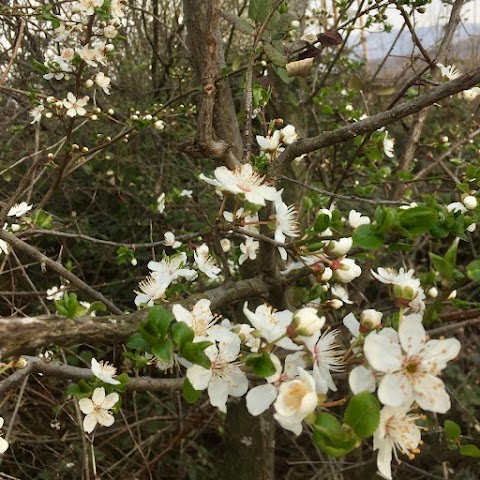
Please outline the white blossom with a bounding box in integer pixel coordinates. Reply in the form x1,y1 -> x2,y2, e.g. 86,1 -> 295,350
63,92 -> 89,117
463,195 -> 477,210
95,72 -> 111,94
332,258 -> 362,283
91,358 -> 120,385
156,193 -> 166,213
0,418 -> 9,453
199,164 -> 277,206
163,231 -> 181,249
194,244 -> 221,279
291,307 -> 325,336
243,302 -> 302,351
273,368 -> 317,435
30,103 -> 45,124
172,299 -> 218,340
280,124 -> 298,145
373,404 -> 423,480
7,201 -> 32,217
364,314 -> 461,413
437,63 -> 461,81
239,237 -> 259,265
383,133 -> 395,158
187,331 -> 248,412
348,209 -> 370,229
78,387 -> 119,433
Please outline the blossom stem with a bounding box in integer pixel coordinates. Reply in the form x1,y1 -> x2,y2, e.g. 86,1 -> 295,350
320,398 -> 347,408
0,361 -> 14,376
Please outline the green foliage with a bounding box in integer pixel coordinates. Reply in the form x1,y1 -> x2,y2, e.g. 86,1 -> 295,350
244,352 -> 276,377
466,260 -> 480,281
183,378 -> 202,404
352,224 -> 384,250
55,293 -> 87,318
313,413 -> 359,457
31,210 -> 53,229
343,392 -> 380,439
248,0 -> 272,23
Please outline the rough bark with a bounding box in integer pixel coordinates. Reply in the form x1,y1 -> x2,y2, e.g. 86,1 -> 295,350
183,0 -> 242,166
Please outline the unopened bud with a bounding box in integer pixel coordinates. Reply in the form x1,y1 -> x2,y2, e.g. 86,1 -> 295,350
360,309 -> 382,330
85,79 -> 94,88
427,287 -> 438,298
107,108 -> 114,115
292,307 -> 325,336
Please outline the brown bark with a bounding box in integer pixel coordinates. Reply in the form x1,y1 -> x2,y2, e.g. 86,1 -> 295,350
183,0 -> 242,166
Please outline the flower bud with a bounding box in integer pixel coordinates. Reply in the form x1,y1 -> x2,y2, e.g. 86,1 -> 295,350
45,112 -> 53,119
467,222 -> 476,232
327,299 -> 343,309
131,258 -> 138,266
144,114 -> 153,121
319,266 -> 332,282
292,307 -> 325,336
220,238 -> 231,252
85,79 -> 94,88
107,108 -> 114,115
46,96 -> 56,103
462,195 -> 477,210
154,120 -> 165,130
332,258 -> 362,283
290,20 -> 300,29
327,237 -> 353,256
360,309 -> 382,330
105,43 -> 115,52
448,290 -> 457,300
427,287 -> 438,298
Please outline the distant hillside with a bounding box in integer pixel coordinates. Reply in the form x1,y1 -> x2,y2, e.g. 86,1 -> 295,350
349,23 -> 480,73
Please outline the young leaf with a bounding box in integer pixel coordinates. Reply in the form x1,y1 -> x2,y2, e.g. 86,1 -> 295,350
343,392 -> 380,439
172,322 -> 195,348
248,0 -> 272,23
244,352 -> 276,378
148,306 -> 174,338
182,341 -> 212,370
313,412 -> 359,457
183,378 -> 202,404
151,338 -> 174,362
352,224 -> 384,250
444,419 -> 461,443
466,259 -> 480,281
397,206 -> 437,235
459,444 -> 480,457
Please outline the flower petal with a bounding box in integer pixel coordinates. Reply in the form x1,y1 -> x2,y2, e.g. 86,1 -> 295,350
91,387 -> 106,405
97,410 -> 115,427
349,366 -> 376,394
364,331 -> 402,373
78,398 -> 94,415
101,392 -> 119,410
421,338 -> 461,374
0,436 -> 8,453
413,374 -> 451,413
83,412 -> 98,433
399,314 -> 426,355
208,376 -> 229,412
378,373 -> 413,407
187,364 -> 212,391
246,384 -> 278,416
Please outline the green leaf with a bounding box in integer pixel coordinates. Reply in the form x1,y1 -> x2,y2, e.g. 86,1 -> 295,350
352,224 -> 384,250
183,378 -> 202,404
460,444 -> 480,457
172,322 -> 195,348
429,252 -> 454,280
182,341 -> 212,370
55,293 -> 85,318
313,413 -> 359,457
66,379 -> 92,399
31,210 -> 53,229
244,352 -> 276,377
444,420 -> 461,442
397,206 -> 437,235
113,372 -> 129,393
151,338 -> 174,362
126,332 -> 150,351
466,260 -> 480,281
248,0 -> 272,23
313,213 -> 330,233
85,301 -> 107,315
263,43 -> 287,67
148,306 -> 174,338
343,392 -> 380,439
375,207 -> 397,234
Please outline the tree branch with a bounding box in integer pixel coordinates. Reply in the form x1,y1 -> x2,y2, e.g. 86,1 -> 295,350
0,355 -> 184,397
0,229 -> 124,315
268,66 -> 480,179
0,276 -> 271,357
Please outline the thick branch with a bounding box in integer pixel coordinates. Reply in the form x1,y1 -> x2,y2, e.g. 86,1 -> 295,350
0,276 -> 271,356
268,66 -> 480,179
